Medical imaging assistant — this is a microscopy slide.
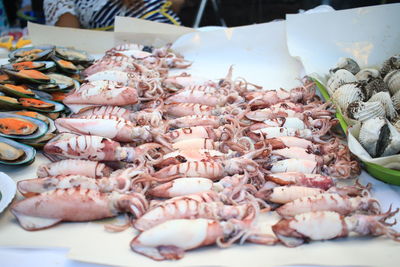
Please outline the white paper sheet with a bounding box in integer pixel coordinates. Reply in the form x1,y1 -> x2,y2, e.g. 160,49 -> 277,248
171,21 -> 304,89
286,3 -> 400,81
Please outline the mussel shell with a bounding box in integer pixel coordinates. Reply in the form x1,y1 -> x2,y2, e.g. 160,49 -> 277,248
2,61 -> 56,72
20,132 -> 57,149
355,68 -> 381,81
384,70 -> 400,96
0,72 -> 13,84
0,84 -> 36,98
9,45 -> 54,63
330,57 -> 361,75
55,47 -> 93,64
2,69 -> 53,84
380,54 -> 400,78
0,95 -> 20,110
0,112 -> 48,140
0,136 -> 36,165
346,101 -> 385,122
52,55 -> 80,74
327,69 -> 357,95
28,73 -> 77,93
47,73 -> 76,89
12,110 -> 50,124
0,94 -> 64,113
18,98 -> 65,113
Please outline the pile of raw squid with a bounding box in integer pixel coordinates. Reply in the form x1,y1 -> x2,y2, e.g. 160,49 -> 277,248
11,43 -> 400,261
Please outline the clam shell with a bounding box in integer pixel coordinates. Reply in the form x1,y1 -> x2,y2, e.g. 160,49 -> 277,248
380,54 -> 400,78
327,69 -> 357,95
330,57 -> 360,75
391,90 -> 400,111
358,117 -> 388,158
384,70 -> 400,96
355,68 -> 380,81
381,121 -> 400,157
331,83 -> 364,111
368,91 -> 398,120
346,101 -> 385,122
362,78 -> 389,99
392,117 -> 400,132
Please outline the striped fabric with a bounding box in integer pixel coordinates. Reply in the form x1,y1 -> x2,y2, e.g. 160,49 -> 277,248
44,0 -> 181,29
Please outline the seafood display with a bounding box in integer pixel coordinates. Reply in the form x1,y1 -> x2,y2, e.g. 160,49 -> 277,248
0,46 -> 93,165
9,42 -> 400,262
326,55 -> 400,158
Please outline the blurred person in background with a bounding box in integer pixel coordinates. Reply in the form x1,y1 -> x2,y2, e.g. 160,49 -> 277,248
44,0 -> 185,29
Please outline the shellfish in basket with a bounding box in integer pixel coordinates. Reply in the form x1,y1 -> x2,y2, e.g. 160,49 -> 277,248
331,83 -> 364,111
326,69 -> 357,95
358,117 -> 400,158
384,70 -> 400,96
380,54 -> 400,78
346,101 -> 385,122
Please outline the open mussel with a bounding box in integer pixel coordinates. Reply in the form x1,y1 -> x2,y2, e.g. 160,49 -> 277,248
2,61 -> 56,72
55,47 -> 93,65
52,55 -> 81,74
30,73 -> 77,92
3,69 -> 52,84
9,45 -> 54,63
0,95 -> 20,110
0,84 -> 36,98
0,112 -> 48,139
0,95 -> 65,113
0,136 -> 36,165
0,72 -> 14,84
12,111 -> 50,124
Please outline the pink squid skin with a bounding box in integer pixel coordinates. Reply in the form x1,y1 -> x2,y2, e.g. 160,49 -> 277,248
272,209 -> 400,247
164,102 -> 215,117
63,80 -> 138,106
71,106 -> 133,121
55,116 -> 150,143
43,134 -> 159,162
167,115 -> 234,129
164,86 -> 243,107
11,188 -> 148,231
37,159 -> 112,179
275,193 -> 381,218
266,172 -> 334,190
82,56 -> 135,77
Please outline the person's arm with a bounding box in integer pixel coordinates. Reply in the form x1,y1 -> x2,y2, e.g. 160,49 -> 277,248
55,12 -> 80,28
